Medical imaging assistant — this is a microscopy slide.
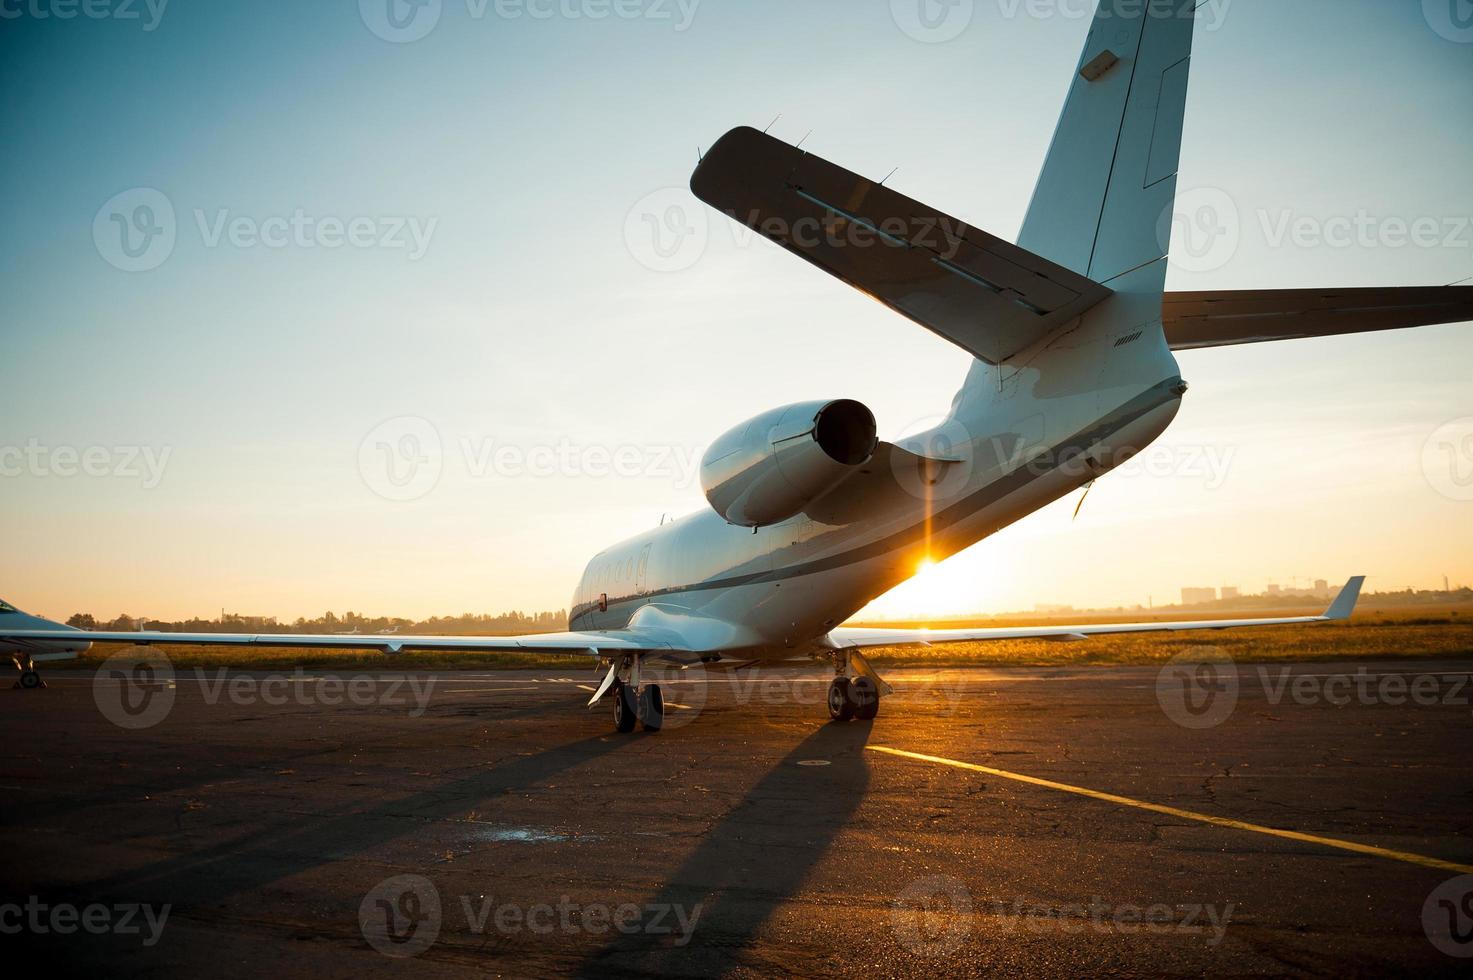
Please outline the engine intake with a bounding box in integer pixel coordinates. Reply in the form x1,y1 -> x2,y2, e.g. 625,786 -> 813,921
701,399 -> 878,528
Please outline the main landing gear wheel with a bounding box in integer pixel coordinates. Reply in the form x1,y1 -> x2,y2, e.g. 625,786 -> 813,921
13,655 -> 44,690
851,676 -> 879,720
612,681 -> 638,733
828,677 -> 856,722
828,675 -> 880,722
638,684 -> 664,732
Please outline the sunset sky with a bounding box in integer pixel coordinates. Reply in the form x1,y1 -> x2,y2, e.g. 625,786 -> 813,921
3,0 -> 1471,623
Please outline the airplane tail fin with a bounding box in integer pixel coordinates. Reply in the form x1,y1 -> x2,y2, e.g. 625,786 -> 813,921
1018,0 -> 1197,285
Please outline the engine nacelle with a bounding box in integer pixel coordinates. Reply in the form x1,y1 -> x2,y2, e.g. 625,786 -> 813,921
701,399 -> 878,528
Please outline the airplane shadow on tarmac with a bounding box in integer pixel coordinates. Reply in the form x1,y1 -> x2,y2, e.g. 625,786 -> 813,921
577,719 -> 874,976
78,731 -> 635,911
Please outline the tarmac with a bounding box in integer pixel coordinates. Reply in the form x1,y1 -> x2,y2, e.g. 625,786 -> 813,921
3,659 -> 1472,976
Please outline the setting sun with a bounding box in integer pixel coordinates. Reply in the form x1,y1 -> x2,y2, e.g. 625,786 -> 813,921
858,555 -> 998,623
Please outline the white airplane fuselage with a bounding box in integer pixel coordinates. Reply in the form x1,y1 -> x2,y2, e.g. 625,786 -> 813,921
571,272 -> 1186,660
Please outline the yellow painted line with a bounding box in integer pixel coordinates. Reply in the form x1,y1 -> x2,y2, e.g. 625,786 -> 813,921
867,746 -> 1473,875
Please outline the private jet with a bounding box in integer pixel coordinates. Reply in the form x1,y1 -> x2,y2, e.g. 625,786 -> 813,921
5,0 -> 1466,729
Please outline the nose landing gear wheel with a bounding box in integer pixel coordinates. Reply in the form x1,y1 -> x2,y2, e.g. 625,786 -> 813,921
612,681 -> 638,733
827,677 -> 855,721
16,669 -> 44,690
638,684 -> 664,732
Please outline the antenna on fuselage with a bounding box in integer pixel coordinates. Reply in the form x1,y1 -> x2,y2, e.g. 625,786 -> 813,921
763,114 -> 781,134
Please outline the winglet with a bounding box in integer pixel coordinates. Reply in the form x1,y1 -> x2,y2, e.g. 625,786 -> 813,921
1323,576 -> 1366,621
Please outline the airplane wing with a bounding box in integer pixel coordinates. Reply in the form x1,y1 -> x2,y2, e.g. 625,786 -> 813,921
1162,286 -> 1473,350
691,126 -> 1112,364
827,576 -> 1364,650
0,627 -> 674,658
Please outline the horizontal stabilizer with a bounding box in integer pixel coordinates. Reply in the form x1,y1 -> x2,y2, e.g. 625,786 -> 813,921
1163,286 -> 1473,350
691,126 -> 1112,364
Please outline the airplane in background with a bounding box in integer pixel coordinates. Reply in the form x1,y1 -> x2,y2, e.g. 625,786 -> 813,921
5,0 -> 1467,727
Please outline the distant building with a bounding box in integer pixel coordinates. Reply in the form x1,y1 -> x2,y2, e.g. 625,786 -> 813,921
1314,579 -> 1329,595
1181,587 -> 1218,605
1034,604 -> 1076,614
1266,584 -> 1282,595
1220,586 -> 1240,600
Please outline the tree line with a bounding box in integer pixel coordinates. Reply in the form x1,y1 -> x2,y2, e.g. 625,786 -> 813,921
64,609 -> 569,636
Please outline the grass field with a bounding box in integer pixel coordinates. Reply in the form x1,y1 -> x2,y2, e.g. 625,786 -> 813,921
53,603 -> 1473,671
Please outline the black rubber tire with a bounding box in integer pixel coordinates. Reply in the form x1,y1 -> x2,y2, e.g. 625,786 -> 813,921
638,684 -> 664,732
612,681 -> 638,733
18,670 -> 42,690
852,676 -> 880,720
827,677 -> 855,722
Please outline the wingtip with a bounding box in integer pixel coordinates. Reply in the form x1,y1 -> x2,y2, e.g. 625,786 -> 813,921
1324,576 -> 1366,620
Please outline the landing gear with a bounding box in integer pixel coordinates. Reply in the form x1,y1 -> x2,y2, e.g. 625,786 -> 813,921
827,676 -> 855,721
827,651 -> 881,722
851,676 -> 879,720
12,655 -> 44,690
638,684 -> 664,732
612,680 -> 638,733
602,654 -> 666,734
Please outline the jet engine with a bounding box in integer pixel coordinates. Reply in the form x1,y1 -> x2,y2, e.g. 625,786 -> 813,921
700,399 -> 878,528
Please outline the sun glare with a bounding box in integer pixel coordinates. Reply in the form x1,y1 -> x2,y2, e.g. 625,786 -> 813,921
859,554 -> 993,623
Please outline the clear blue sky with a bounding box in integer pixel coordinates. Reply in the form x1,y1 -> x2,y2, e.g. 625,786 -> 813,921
2,0 -> 1471,620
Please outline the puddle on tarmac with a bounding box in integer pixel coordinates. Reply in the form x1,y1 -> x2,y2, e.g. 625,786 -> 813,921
466,825 -> 602,844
